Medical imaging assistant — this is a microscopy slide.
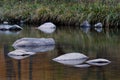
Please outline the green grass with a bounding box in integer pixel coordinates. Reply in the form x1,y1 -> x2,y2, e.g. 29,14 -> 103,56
0,0 -> 120,27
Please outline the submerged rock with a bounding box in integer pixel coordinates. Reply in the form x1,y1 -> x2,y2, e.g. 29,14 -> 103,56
0,24 -> 22,31
8,49 -> 35,60
9,25 -> 23,31
86,58 -> 111,66
38,22 -> 56,34
12,38 -> 55,48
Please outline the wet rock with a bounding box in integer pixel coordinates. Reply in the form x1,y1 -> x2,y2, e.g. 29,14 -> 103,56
12,38 -> 55,48
8,49 -> 35,60
86,58 -> 111,66
0,24 -> 22,31
80,20 -> 91,28
53,53 -> 88,66
53,58 -> 88,65
53,52 -> 88,61
38,22 -> 56,33
94,22 -> 103,28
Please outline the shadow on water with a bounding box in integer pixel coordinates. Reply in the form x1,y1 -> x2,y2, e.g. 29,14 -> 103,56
0,25 -> 120,80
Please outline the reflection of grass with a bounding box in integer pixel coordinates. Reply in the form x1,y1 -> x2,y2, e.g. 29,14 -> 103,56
0,0 -> 119,27
52,28 -> 120,55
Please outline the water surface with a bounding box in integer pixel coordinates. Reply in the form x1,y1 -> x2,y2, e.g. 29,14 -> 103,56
0,25 -> 120,80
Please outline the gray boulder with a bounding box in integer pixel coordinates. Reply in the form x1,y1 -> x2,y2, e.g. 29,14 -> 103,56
12,38 -> 55,48
80,20 -> 91,28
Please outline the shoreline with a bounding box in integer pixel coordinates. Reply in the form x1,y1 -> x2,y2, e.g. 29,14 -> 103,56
0,1 -> 119,27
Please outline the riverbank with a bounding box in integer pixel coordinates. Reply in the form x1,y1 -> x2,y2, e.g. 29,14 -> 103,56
0,0 -> 120,27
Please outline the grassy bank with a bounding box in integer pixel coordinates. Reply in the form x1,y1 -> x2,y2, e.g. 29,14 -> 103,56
0,0 -> 120,27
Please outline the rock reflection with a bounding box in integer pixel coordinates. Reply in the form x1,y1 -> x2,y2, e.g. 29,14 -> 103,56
81,27 -> 90,33
73,64 -> 91,68
0,30 -> 21,35
14,45 -> 55,52
94,28 -> 103,33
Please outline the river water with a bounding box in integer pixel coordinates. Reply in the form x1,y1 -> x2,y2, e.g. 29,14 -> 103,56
0,25 -> 120,80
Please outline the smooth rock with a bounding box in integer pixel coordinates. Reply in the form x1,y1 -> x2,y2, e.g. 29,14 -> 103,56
0,24 -> 22,31
53,58 -> 88,65
8,49 -> 35,60
80,20 -> 91,28
94,22 -> 103,28
38,22 -> 56,33
12,38 -> 55,48
53,52 -> 88,61
86,58 -> 111,66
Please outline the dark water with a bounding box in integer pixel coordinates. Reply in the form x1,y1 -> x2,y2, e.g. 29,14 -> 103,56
0,25 -> 120,80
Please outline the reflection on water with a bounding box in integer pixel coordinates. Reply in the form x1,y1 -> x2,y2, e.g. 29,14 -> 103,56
0,25 -> 120,80
0,30 -> 21,35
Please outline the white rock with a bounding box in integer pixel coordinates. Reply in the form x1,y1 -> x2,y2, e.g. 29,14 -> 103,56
10,24 -> 23,30
86,58 -> 111,66
53,52 -> 88,61
54,58 -> 88,65
38,22 -> 56,33
8,49 -> 35,60
94,27 -> 102,32
94,22 -> 103,28
0,30 -> 21,35
12,38 -> 55,48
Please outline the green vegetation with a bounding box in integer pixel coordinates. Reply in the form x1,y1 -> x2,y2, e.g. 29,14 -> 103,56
0,0 -> 120,27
